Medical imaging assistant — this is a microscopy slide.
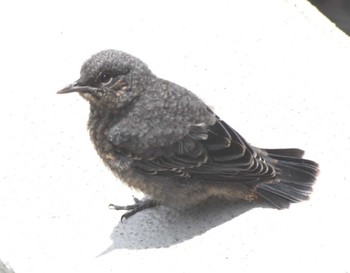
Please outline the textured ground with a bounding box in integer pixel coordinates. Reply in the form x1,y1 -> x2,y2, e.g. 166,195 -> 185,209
0,0 -> 349,272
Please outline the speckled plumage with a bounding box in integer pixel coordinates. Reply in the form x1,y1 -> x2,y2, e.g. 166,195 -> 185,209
58,49 -> 319,216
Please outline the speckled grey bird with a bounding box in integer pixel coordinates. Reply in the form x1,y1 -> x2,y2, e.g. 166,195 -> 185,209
58,50 -> 319,219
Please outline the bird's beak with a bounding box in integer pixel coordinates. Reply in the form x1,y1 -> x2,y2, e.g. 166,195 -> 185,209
57,81 -> 96,94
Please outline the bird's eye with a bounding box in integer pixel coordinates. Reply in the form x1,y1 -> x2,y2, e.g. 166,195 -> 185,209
99,73 -> 113,84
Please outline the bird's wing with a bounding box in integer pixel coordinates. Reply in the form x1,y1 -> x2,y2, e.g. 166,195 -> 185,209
126,116 -> 277,182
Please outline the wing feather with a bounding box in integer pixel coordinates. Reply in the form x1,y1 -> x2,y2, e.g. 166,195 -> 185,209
128,116 -> 277,183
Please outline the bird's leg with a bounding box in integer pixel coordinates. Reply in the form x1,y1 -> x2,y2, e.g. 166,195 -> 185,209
109,197 -> 159,221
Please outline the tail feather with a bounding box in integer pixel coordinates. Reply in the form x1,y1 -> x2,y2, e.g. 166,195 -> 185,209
264,148 -> 305,158
267,151 -> 319,169
276,161 -> 317,183
255,148 -> 319,209
281,182 -> 313,193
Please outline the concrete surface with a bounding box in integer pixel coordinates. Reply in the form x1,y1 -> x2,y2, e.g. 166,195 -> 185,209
0,0 -> 349,272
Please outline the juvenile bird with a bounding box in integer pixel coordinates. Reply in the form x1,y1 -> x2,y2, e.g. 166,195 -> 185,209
58,50 -> 319,219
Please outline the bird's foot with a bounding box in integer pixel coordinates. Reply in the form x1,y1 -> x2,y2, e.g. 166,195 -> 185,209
109,197 -> 159,221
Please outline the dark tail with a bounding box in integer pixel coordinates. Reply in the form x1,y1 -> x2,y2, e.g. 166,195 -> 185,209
254,148 -> 319,209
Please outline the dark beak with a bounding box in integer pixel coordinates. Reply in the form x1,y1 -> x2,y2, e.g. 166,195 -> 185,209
57,81 -> 97,94
57,81 -> 82,94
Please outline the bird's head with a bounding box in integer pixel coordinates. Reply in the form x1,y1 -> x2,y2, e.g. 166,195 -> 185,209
58,50 -> 153,111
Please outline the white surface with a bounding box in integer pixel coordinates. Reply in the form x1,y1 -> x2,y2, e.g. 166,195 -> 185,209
0,0 -> 349,272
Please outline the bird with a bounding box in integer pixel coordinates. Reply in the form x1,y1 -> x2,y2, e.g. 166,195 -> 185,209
57,49 -> 319,219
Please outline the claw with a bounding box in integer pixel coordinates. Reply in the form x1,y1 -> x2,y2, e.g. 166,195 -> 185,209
109,198 -> 159,220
